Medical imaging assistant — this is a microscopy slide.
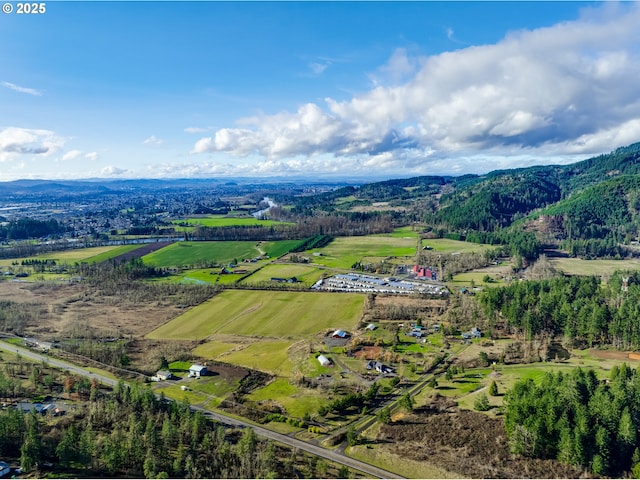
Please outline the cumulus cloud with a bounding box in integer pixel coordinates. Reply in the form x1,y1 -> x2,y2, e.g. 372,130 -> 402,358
85,152 -> 99,161
192,3 -> 640,175
143,135 -> 164,145
2,81 -> 43,96
368,48 -> 418,87
0,127 -> 64,162
100,165 -> 126,176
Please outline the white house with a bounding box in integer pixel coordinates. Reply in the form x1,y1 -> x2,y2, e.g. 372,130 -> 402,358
151,370 -> 172,382
188,364 -> 207,378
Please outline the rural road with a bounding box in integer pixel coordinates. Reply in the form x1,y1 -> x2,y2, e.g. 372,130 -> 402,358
0,340 -> 404,479
0,340 -> 119,387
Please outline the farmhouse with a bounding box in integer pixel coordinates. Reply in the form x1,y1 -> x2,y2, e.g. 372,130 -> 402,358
271,277 -> 298,283
317,354 -> 332,367
151,370 -> 172,381
188,364 -> 207,378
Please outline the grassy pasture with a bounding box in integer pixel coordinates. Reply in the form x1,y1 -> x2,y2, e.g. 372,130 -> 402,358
247,378 -> 326,417
214,340 -> 295,375
142,240 -> 303,268
193,340 -> 239,358
171,215 -> 288,228
308,235 -> 417,269
146,268 -> 253,285
241,264 -> 325,286
146,290 -> 364,340
548,257 -> 640,276
142,241 -> 260,267
421,238 -> 496,254
380,226 -> 421,239
259,240 -> 305,258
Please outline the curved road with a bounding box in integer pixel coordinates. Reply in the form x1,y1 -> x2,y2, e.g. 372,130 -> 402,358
0,340 -> 403,479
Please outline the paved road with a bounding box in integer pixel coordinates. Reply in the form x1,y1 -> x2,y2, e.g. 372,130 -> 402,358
0,340 -> 118,387
0,340 -> 403,479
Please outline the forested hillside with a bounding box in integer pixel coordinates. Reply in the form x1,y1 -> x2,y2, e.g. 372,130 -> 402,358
432,142 -> 640,235
277,141 -> 640,260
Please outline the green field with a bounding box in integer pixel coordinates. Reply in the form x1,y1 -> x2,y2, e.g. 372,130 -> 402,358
241,264 -> 325,286
142,240 -> 303,268
548,257 -> 640,276
308,235 -> 417,269
146,290 -> 364,340
246,378 -> 326,417
420,238 -> 497,254
172,215 -> 288,228
216,340 -> 295,375
378,226 -> 421,239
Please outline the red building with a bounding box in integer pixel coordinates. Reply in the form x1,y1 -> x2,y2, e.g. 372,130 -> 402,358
412,265 -> 436,280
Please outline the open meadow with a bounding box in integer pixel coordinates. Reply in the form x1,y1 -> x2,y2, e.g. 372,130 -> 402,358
420,238 -> 497,254
240,263 -> 326,286
307,235 -> 418,269
548,257 -> 640,276
142,240 -> 303,268
171,215 -> 288,229
146,289 -> 364,340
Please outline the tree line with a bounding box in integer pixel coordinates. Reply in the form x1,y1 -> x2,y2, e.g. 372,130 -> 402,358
3,378 -> 323,478
478,272 -> 640,348
0,218 -> 68,241
505,365 -> 640,477
190,213 -> 397,241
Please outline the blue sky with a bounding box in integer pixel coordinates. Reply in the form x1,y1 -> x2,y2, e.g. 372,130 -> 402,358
1,1 -> 639,181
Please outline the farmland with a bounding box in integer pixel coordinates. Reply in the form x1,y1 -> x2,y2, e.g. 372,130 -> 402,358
240,263 -> 326,286
146,289 -> 364,340
306,234 -> 418,269
420,238 -> 497,254
171,215 -> 289,229
548,256 -> 640,276
141,239 -> 305,268
0,245 -> 132,268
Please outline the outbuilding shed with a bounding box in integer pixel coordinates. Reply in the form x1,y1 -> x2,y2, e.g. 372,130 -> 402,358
317,354 -> 332,367
188,364 -> 207,377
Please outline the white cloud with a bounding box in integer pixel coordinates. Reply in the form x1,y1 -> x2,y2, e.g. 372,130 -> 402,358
184,127 -> 210,134
0,127 -> 65,162
143,135 -> 164,145
62,150 -> 83,161
85,152 -> 99,161
1,81 -> 43,96
309,62 -> 330,75
368,48 -> 417,86
100,165 -> 126,176
192,3 -> 640,174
